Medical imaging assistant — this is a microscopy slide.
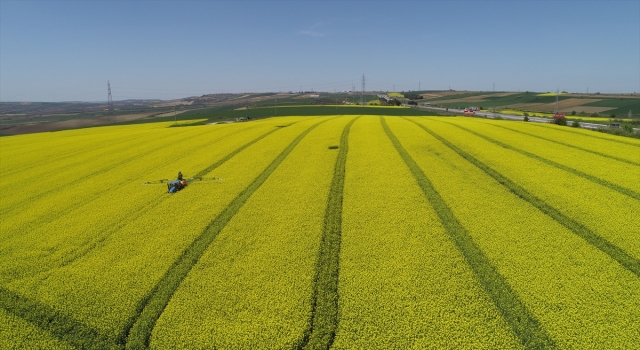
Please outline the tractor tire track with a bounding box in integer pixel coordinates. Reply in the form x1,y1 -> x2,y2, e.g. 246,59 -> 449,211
381,117 -> 556,349
407,118 -> 640,279
0,287 -> 119,350
0,122 -> 310,347
0,124 -> 259,244
300,116 -> 358,350
57,127 -> 282,271
123,118 -> 331,350
439,120 -> 640,201
0,126 -> 219,218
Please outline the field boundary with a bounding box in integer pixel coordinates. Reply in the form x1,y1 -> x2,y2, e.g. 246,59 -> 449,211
479,122 -> 640,167
407,118 -> 640,279
440,121 -> 640,201
300,117 -> 358,349
0,287 -> 118,349
382,117 -> 556,349
124,118 -> 332,349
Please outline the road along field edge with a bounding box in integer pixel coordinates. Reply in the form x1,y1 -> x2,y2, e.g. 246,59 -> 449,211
123,118 -> 333,349
407,118 -> 640,279
300,116 -> 359,350
381,117 -> 556,349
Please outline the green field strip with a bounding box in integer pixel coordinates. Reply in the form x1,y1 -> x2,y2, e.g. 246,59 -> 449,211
409,118 -> 640,278
3,118 -> 325,346
301,117 -> 358,349
440,120 -> 640,200
473,119 -> 640,166
124,118 -> 331,349
150,116 -> 350,349
332,117 -> 522,349
527,122 -> 640,147
380,117 -> 555,349
0,287 -> 117,350
392,117 -> 640,349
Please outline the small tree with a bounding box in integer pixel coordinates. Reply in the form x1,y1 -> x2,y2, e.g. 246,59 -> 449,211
524,116 -> 529,122
572,120 -> 580,127
553,116 -> 567,126
571,110 -> 576,115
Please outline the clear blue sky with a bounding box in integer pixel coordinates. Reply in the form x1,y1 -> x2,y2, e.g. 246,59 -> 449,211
1,0 -> 638,101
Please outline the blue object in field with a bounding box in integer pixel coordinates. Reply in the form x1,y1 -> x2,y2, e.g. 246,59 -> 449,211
168,180 -> 180,193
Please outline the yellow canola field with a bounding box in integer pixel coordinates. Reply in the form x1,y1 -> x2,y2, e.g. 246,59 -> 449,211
333,116 -> 521,349
0,121 -> 273,284
532,122 -> 640,146
445,118 -> 640,194
151,116 -> 350,349
0,308 -> 74,350
471,118 -> 640,165
1,115 -> 639,349
395,117 -> 640,349
413,118 -> 640,260
1,117 -> 319,341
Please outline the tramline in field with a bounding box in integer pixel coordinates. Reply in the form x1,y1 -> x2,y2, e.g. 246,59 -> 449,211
0,115 -> 639,349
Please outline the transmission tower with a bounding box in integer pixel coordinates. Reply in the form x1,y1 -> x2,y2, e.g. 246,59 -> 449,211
553,88 -> 560,114
107,81 -> 114,122
361,74 -> 365,105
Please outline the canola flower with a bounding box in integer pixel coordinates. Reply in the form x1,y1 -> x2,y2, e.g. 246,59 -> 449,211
0,308 -> 74,350
471,118 -> 640,166
394,116 -> 640,348
1,115 -> 639,349
444,118 -> 640,194
412,118 -> 640,261
1,117 -> 321,344
332,116 -> 522,349
150,116 -> 350,349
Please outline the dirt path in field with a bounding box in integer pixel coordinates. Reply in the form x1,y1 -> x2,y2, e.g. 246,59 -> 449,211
0,113 -> 151,135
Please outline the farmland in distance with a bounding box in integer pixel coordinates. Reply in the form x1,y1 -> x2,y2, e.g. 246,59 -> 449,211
1,115 -> 639,349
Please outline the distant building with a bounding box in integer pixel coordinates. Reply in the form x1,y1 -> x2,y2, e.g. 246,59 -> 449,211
310,94 -> 320,98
